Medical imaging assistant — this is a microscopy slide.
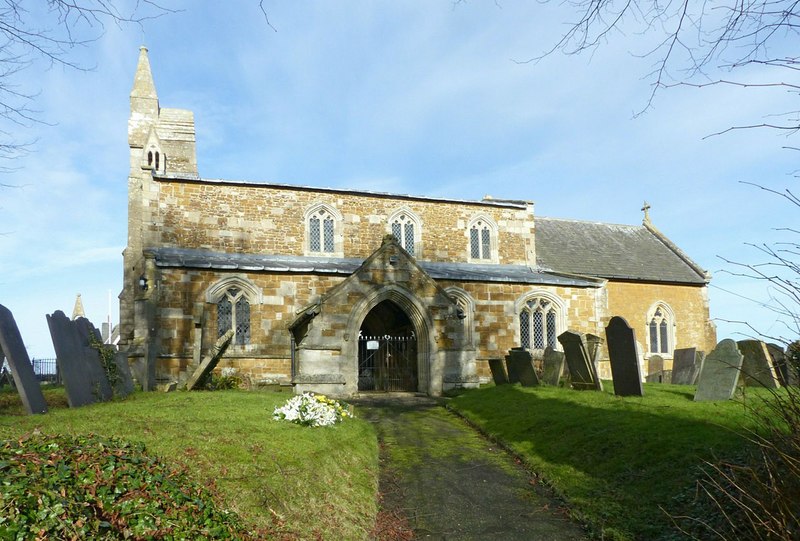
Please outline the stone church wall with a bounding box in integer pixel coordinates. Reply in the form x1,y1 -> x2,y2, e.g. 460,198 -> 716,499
149,178 -> 534,264
151,262 -> 608,384
605,280 -> 717,368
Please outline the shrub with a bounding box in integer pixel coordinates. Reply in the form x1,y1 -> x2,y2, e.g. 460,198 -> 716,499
672,382 -> 800,540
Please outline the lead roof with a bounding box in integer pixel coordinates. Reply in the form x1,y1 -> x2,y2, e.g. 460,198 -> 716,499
146,247 -> 602,288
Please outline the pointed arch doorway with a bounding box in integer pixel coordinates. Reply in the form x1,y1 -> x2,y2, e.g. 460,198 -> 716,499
357,300 -> 418,392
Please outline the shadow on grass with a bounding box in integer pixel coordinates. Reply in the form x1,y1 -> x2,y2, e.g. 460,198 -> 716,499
654,387 -> 696,401
449,384 -> 753,540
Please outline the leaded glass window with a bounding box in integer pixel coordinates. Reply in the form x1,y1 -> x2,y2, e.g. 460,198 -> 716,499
470,228 -> 480,259
217,287 -> 250,345
519,297 -> 559,350
309,216 -> 321,252
235,296 -> 250,346
391,213 -> 417,256
469,219 -> 494,260
323,216 -> 334,252
520,310 -> 530,348
648,306 -> 672,355
308,208 -> 336,254
217,297 -> 232,338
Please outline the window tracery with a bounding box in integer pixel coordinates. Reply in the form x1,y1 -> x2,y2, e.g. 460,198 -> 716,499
519,295 -> 562,351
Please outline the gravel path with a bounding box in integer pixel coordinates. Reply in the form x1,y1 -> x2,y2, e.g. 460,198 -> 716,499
353,393 -> 588,541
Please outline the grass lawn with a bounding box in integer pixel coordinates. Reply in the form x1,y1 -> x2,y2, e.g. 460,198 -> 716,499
448,382 -> 772,541
0,388 -> 379,540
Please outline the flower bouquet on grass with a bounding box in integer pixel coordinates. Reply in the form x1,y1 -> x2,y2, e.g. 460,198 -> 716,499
272,392 -> 351,427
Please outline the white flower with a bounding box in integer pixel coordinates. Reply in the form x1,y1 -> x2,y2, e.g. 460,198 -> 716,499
272,392 -> 351,427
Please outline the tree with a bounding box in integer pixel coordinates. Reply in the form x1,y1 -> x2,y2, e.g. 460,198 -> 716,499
511,0 -> 800,133
718,183 -> 800,345
0,1 -> 172,162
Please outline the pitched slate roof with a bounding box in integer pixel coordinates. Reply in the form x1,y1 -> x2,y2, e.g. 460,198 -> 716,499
146,247 -> 602,288
534,217 -> 709,284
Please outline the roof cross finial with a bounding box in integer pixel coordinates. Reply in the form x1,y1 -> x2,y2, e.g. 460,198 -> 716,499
641,201 -> 651,224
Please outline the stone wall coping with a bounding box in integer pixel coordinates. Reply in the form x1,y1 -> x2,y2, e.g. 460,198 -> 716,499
151,174 -> 531,209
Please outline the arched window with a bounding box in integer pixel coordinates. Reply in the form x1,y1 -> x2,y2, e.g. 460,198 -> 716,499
217,287 -> 250,346
387,208 -> 421,257
519,295 -> 563,351
467,215 -> 497,262
154,151 -> 160,171
647,303 -> 674,355
147,151 -> 153,167
206,276 -> 261,347
304,204 -> 343,256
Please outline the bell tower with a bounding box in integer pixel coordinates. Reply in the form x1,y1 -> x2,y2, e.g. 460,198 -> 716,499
119,46 -> 160,384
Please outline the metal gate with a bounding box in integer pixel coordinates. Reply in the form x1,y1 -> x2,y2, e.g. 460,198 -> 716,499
358,334 -> 417,391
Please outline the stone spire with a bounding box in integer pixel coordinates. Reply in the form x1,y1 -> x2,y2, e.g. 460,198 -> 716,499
131,46 -> 158,101
129,46 -> 159,148
71,294 -> 85,320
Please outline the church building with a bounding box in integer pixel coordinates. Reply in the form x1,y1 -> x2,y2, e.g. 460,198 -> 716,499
120,48 -> 717,396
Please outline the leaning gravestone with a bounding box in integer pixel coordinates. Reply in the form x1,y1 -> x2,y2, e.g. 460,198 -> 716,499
645,355 -> 666,383
737,340 -> 781,389
766,343 -> 797,386
74,317 -> 114,400
0,304 -> 48,414
605,316 -> 644,397
184,329 -> 234,391
694,339 -> 744,401
766,343 -> 790,386
112,351 -> 135,397
558,331 -> 600,391
672,348 -> 704,385
542,346 -> 565,386
47,310 -> 112,407
74,315 -> 134,397
488,358 -> 509,386
506,349 -> 540,387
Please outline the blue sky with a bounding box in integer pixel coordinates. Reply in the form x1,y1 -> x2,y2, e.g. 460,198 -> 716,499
0,1 -> 797,359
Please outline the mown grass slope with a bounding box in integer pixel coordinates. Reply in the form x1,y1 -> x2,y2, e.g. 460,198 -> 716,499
448,382 -> 771,540
0,388 -> 379,540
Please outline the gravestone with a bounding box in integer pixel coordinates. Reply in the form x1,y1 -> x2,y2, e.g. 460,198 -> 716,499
47,310 -> 112,407
506,349 -> 540,387
504,351 -> 520,384
766,343 -> 790,386
488,358 -> 509,386
645,355 -> 667,383
584,333 -> 606,386
557,331 -> 600,391
112,351 -> 135,397
737,340 -> 781,389
694,339 -> 744,401
74,317 -> 114,401
605,316 -> 644,397
672,348 -> 704,385
0,304 -> 48,414
185,329 -> 234,390
542,346 -> 565,386
585,333 -> 603,365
